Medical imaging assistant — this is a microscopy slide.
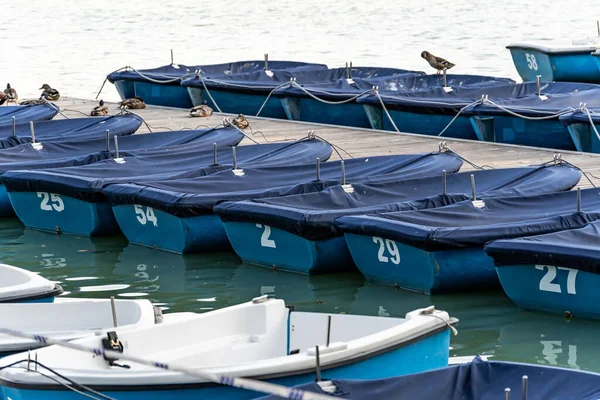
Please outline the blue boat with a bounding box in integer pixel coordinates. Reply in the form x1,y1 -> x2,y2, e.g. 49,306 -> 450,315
507,42 -> 600,83
0,263 -> 62,303
559,110 -> 600,153
0,298 -> 456,400
336,188 -> 600,294
487,220 -> 600,320
0,103 -> 59,126
181,66 -> 419,120
256,356 -> 600,400
216,163 -> 581,275
103,152 -> 462,253
108,60 -> 325,108
2,139 -> 333,237
274,74 -> 512,128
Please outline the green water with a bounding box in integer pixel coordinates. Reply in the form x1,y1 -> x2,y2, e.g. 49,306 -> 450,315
2,217 -> 599,373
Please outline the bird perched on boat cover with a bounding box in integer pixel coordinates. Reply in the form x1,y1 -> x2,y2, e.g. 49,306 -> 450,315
190,104 -> 213,117
232,114 -> 249,130
119,96 -> 146,110
91,100 -> 109,116
421,51 -> 455,75
4,84 -> 17,103
0,92 -> 7,106
39,84 -> 60,101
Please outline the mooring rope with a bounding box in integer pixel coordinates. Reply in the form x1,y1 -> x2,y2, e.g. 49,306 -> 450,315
0,326 -> 335,400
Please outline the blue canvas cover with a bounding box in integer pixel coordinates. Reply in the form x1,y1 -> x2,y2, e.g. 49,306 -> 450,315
273,74 -> 514,102
335,188 -> 600,252
357,81 -> 600,115
0,114 -> 143,149
255,357 -> 600,400
0,104 -> 59,125
559,110 -> 600,125
101,152 -> 462,217
485,221 -> 600,273
0,139 -> 334,202
108,61 -> 327,85
215,164 -> 581,240
180,67 -> 422,95
0,127 -> 245,174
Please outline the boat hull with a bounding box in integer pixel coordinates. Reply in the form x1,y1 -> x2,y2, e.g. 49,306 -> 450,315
0,184 -> 14,217
188,87 -> 286,119
508,46 -> 600,83
496,264 -> 600,320
133,82 -> 193,108
8,192 -> 119,236
280,97 -> 372,128
113,80 -> 136,101
0,329 -> 450,400
344,233 -> 498,294
563,121 -> 600,153
112,205 -> 229,253
223,221 -> 354,274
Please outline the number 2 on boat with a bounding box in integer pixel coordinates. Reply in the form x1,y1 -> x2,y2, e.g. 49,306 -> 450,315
256,224 -> 276,248
134,204 -> 158,226
536,265 -> 577,294
37,192 -> 64,212
372,237 -> 400,265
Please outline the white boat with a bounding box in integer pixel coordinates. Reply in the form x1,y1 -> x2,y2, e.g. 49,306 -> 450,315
0,263 -> 62,303
0,298 -> 162,356
0,296 -> 457,400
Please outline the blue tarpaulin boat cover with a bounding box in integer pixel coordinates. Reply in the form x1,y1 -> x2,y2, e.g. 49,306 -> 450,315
0,114 -> 143,149
101,152 -> 463,217
335,188 -> 600,251
0,127 -> 246,174
215,164 -> 581,240
108,61 -> 327,84
0,104 -> 59,125
273,74 -> 514,101
255,357 -> 600,400
357,81 -> 600,115
181,67 -> 422,95
486,221 -> 600,273
0,139 -> 334,202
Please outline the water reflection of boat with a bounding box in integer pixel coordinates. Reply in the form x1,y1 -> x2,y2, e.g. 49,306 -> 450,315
498,310 -> 600,372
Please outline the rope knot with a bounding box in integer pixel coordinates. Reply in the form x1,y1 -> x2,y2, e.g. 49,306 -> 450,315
438,141 -> 448,153
553,152 -> 563,165
307,130 -> 316,140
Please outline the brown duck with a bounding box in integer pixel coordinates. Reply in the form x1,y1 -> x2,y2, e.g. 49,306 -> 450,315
91,100 -> 109,116
190,104 -> 213,117
119,96 -> 146,110
39,84 -> 60,101
421,51 -> 455,75
4,84 -> 17,103
0,92 -> 7,106
232,114 -> 249,130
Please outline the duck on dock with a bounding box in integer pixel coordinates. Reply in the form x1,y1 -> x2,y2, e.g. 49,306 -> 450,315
0,92 -> 7,106
4,84 -> 17,103
421,51 -> 455,75
232,114 -> 249,130
119,96 -> 146,110
190,104 -> 213,117
39,84 -> 60,101
91,100 -> 108,116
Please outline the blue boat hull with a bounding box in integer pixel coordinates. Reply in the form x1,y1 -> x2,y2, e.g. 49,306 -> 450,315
496,264 -> 600,320
344,233 -> 499,294
469,115 -> 576,150
1,329 -> 450,400
223,221 -> 354,274
113,80 -> 136,101
133,82 -> 193,108
188,86 -> 286,119
508,47 -> 600,83
563,121 -> 600,153
362,104 -> 477,139
112,205 -> 229,253
8,192 -> 119,236
280,97 -> 372,128
0,184 -> 14,217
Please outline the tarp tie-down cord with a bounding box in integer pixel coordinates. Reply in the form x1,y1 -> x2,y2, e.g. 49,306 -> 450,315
0,326 -> 336,400
437,141 -> 492,170
581,104 -> 600,143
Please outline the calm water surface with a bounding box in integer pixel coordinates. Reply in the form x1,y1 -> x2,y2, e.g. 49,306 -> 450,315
1,0 -> 600,374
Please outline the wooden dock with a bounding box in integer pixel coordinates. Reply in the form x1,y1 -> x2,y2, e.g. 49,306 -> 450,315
55,98 -> 600,188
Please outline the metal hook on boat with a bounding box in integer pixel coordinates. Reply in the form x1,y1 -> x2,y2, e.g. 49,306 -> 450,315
470,174 -> 476,201
105,129 -> 110,152
536,75 -> 542,97
113,135 -> 120,158
505,387 -> 511,400
341,160 -> 346,185
522,375 -> 528,400
232,146 -> 237,170
170,49 -> 174,65
264,53 -> 269,71
577,187 -> 582,212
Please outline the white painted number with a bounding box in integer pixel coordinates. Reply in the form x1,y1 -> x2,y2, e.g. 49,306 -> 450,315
536,265 -> 578,294
256,224 -> 276,248
525,53 -> 538,71
540,341 -> 579,369
37,192 -> 64,212
373,236 -> 400,265
134,205 -> 158,226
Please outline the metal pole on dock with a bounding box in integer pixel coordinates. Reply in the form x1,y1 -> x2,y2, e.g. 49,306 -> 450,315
29,121 -> 35,143
213,143 -> 217,165
522,375 -> 528,400
470,174 -> 476,201
113,136 -> 119,158
442,170 -> 447,194
105,130 -> 110,152
110,296 -> 118,327
316,158 -> 321,181
577,187 -> 581,212
12,117 -> 15,137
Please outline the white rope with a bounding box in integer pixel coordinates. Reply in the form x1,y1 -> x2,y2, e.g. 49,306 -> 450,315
0,327 -> 335,400
255,82 -> 297,117
198,73 -> 222,113
374,89 -> 402,133
127,66 -> 196,84
288,82 -> 373,106
582,106 -> 600,142
436,99 -> 484,137
482,98 -> 577,120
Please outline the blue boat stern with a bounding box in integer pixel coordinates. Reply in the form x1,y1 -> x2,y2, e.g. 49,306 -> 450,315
186,87 -> 205,107
113,80 -> 136,101
133,82 -> 193,108
0,184 -> 15,217
507,45 -> 555,81
223,221 -> 354,274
